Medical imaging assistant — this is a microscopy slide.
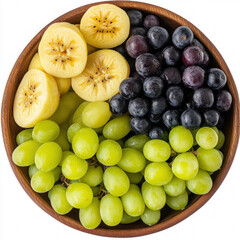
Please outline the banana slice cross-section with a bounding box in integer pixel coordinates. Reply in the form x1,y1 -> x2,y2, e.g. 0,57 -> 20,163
80,4 -> 130,48
71,49 -> 130,102
13,69 -> 60,128
39,22 -> 88,78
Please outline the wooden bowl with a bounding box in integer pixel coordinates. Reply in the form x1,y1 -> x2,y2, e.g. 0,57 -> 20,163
1,1 -> 240,237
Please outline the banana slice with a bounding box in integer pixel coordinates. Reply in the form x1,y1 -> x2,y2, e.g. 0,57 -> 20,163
55,77 -> 71,95
71,49 -> 130,102
75,24 -> 98,54
80,4 -> 130,48
28,53 -> 44,71
28,52 -> 70,95
39,22 -> 88,78
13,69 -> 60,128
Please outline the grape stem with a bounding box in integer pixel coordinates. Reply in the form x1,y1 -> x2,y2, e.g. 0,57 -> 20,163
60,175 -> 70,187
96,183 -> 108,200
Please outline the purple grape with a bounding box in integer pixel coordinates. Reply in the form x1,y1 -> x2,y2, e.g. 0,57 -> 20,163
135,53 -> 162,77
119,77 -> 142,100
149,97 -> 168,115
180,109 -> 202,129
161,46 -> 181,66
191,38 -> 205,50
207,68 -> 227,90
143,15 -> 160,29
130,27 -> 147,36
162,110 -> 180,129
147,26 -> 169,49
143,77 -> 164,98
182,66 -> 205,89
126,35 -> 149,59
193,88 -> 214,109
109,94 -> 128,116
172,26 -> 194,49
128,98 -> 149,117
166,86 -> 184,107
182,46 -> 205,66
127,10 -> 143,26
131,71 -> 144,82
114,44 -> 127,57
203,109 -> 220,126
130,117 -> 151,134
161,67 -> 181,85
149,125 -> 168,141
215,90 -> 232,112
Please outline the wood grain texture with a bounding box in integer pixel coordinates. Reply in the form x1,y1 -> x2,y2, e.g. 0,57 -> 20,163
1,1 -> 240,237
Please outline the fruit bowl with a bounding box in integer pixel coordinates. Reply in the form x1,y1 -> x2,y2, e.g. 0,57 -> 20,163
1,1 -> 240,237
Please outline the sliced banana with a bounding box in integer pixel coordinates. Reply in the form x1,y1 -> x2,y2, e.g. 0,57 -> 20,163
13,69 -> 60,128
75,24 -> 98,54
39,22 -> 88,78
55,77 -> 71,95
80,4 -> 130,48
28,53 -> 44,71
71,49 -> 130,102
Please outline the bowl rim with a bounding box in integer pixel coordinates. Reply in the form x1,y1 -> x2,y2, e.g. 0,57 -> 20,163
1,0 -> 240,237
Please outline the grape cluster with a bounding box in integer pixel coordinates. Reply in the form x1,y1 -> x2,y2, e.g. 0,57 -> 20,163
111,10 -> 232,137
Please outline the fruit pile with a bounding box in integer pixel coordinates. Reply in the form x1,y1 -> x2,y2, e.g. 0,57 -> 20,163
11,3 -> 231,229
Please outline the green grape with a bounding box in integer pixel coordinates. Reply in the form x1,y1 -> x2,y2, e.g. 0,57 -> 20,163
81,166 -> 103,187
79,197 -> 101,229
163,176 -> 186,197
82,102 -> 112,128
100,194 -> 123,226
169,126 -> 193,153
143,139 -> 171,162
172,152 -> 199,180
121,184 -> 145,217
69,179 -> 82,184
16,129 -> 33,145
216,149 -> 224,159
35,142 -> 62,172
66,182 -> 93,209
196,127 -> 218,149
98,135 -> 106,143
62,154 -> 88,180
72,128 -> 99,159
117,139 -> 124,148
212,126 -> 219,135
121,211 -> 140,224
54,125 -> 70,151
191,128 -> 199,146
103,166 -> 130,197
50,92 -> 82,124
32,120 -> 60,143
187,169 -> 213,195
141,181 -> 166,210
49,185 -> 73,214
141,208 -> 160,226
72,101 -> 89,124
118,148 -> 146,173
67,122 -> 84,143
197,147 -> 223,171
31,170 -> 55,193
94,126 -> 104,134
96,140 -> 122,166
12,140 -> 41,166
52,166 -> 62,182
28,164 -> 38,178
166,191 -> 188,210
58,151 -> 73,166
103,115 -> 131,140
91,186 -> 100,196
124,134 -> 150,152
49,92 -> 83,125
126,172 -> 143,184
144,162 -> 173,186
215,130 -> 225,149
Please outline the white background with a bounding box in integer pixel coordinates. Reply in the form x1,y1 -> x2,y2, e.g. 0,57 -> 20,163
0,0 -> 239,239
